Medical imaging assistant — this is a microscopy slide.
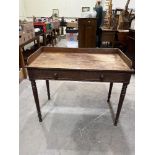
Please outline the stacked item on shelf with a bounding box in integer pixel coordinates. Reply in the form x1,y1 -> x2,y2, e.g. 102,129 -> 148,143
50,19 -> 60,44
19,21 -> 35,45
66,21 -> 78,29
33,17 -> 52,33
34,17 -> 60,29
33,22 -> 51,33
33,17 -> 60,45
51,19 -> 60,29
103,0 -> 113,29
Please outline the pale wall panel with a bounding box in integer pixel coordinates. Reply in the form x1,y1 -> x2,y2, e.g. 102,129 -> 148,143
23,0 -> 135,17
112,0 -> 135,9
19,0 -> 26,19
24,0 -> 96,17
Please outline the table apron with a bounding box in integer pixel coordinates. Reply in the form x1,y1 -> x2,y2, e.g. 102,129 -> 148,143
28,69 -> 131,83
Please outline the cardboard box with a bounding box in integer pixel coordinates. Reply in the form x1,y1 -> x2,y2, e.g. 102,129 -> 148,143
19,31 -> 24,45
19,32 -> 29,45
27,32 -> 35,40
23,33 -> 29,43
67,22 -> 78,28
51,20 -> 60,29
19,31 -> 36,45
31,32 -> 35,38
19,36 -> 23,45
21,22 -> 34,33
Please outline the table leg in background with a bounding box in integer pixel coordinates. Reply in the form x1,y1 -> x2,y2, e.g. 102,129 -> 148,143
54,29 -> 57,45
37,37 -> 40,48
114,83 -> 128,126
107,82 -> 113,102
43,33 -> 46,46
30,80 -> 42,122
46,80 -> 51,100
61,26 -> 64,35
50,31 -> 54,46
52,31 -> 55,46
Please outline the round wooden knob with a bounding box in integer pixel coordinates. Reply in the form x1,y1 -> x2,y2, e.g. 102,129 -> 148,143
54,73 -> 58,79
100,74 -> 104,81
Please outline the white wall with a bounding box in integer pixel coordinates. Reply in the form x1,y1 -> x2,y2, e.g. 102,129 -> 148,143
21,0 -> 135,18
24,0 -> 97,17
112,0 -> 135,9
19,0 -> 26,19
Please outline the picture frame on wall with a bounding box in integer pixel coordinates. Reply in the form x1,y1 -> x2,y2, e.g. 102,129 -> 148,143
52,9 -> 59,18
82,7 -> 90,12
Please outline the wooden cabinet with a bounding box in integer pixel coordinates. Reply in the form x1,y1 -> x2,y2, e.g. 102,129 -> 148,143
101,28 -> 117,47
78,18 -> 97,48
127,29 -> 135,69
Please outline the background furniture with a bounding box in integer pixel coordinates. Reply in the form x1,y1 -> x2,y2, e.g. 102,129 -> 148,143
127,29 -> 135,68
103,0 -> 113,29
101,28 -> 117,47
114,30 -> 129,53
19,35 -> 40,82
60,17 -> 67,35
78,18 -> 97,48
34,22 -> 55,46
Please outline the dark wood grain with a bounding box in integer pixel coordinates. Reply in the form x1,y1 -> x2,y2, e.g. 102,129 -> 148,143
19,47 -> 27,79
30,80 -> 42,122
101,28 -> 117,47
114,83 -> 128,125
46,80 -> 50,100
28,68 -> 132,83
19,35 -> 41,81
117,48 -> 132,68
107,82 -> 113,102
27,47 -> 133,71
19,35 -> 40,48
78,18 -> 97,48
127,29 -> 135,69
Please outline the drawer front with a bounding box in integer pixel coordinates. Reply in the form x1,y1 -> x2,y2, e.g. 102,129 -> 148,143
85,19 -> 96,26
78,19 -> 96,27
28,69 -> 131,83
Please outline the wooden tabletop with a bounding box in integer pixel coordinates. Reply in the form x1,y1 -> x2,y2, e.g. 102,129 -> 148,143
27,47 -> 132,71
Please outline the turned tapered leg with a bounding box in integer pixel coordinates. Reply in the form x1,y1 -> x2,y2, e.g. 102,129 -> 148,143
107,82 -> 113,102
46,80 -> 51,100
30,80 -> 42,122
114,83 -> 128,126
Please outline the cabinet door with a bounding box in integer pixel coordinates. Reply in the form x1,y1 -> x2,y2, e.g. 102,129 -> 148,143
78,19 -> 85,48
78,18 -> 97,48
85,19 -> 96,48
